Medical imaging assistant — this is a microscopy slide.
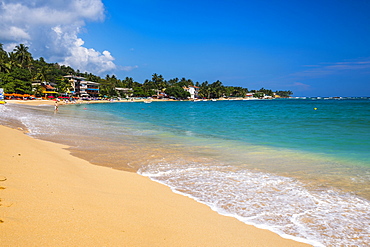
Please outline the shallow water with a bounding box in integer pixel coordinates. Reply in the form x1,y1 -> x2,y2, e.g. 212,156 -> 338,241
1,99 -> 369,246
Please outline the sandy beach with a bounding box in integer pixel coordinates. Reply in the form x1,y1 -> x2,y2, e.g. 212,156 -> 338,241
2,98 -> 179,107
0,102 -> 311,246
2,99 -> 112,106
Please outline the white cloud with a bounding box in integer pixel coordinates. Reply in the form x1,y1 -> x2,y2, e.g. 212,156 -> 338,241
0,0 -> 119,75
120,65 -> 139,71
0,26 -> 30,41
291,82 -> 311,92
289,58 -> 370,79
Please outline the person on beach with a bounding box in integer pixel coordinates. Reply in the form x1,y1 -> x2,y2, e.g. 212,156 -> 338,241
54,101 -> 58,112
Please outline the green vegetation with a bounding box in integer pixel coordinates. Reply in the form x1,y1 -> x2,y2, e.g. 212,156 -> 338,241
0,44 -> 293,99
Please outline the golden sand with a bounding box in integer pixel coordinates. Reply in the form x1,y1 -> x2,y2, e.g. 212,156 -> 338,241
0,104 -> 311,246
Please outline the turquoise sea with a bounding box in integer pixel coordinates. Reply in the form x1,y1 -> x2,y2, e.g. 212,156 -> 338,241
1,98 -> 369,246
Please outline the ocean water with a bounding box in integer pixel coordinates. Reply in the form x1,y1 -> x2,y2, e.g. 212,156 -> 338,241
1,99 -> 369,246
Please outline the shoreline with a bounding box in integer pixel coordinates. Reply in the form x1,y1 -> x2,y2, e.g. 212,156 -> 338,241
0,125 -> 311,246
0,103 -> 311,246
1,96 -> 266,106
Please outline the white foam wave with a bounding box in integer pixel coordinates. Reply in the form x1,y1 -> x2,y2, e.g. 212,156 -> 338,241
139,162 -> 370,247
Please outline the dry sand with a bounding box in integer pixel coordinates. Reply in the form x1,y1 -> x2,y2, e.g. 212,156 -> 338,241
3,98 -> 175,106
3,99 -> 106,106
0,113 -> 311,246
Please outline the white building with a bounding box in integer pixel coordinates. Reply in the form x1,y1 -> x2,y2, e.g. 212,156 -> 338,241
115,87 -> 133,98
183,86 -> 199,99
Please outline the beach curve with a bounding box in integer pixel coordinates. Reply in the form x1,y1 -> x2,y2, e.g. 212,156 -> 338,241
0,122 -> 311,246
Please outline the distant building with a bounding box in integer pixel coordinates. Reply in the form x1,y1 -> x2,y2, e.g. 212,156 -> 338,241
38,82 -> 58,99
64,75 -> 100,97
64,75 -> 85,96
80,81 -> 100,98
115,88 -> 133,98
183,86 -> 199,99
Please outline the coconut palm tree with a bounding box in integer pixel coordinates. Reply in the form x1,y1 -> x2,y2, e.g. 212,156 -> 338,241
123,77 -> 135,88
0,62 -> 11,73
199,81 -> 211,99
13,44 -> 33,70
151,73 -> 166,91
210,80 -> 223,98
0,43 -> 7,59
7,52 -> 21,70
0,43 -> 11,73
33,66 -> 48,82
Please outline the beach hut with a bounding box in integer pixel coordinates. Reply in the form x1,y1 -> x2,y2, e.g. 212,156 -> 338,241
42,84 -> 58,99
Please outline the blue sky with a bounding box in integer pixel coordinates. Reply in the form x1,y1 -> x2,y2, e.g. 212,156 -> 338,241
1,0 -> 370,96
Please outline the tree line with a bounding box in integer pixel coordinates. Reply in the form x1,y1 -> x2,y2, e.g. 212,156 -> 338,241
0,44 -> 293,99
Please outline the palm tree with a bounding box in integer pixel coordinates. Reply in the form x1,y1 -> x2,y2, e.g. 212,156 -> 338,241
0,43 -> 11,73
199,81 -> 211,99
7,52 -> 21,70
210,80 -> 223,98
0,43 -> 7,59
13,44 -> 33,70
33,66 -> 48,82
151,73 -> 166,91
167,77 -> 179,87
0,62 -> 11,73
123,77 -> 135,88
33,84 -> 45,97
178,77 -> 193,88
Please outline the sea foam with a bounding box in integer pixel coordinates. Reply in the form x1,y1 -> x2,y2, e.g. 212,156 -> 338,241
139,161 -> 370,247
